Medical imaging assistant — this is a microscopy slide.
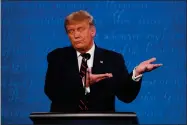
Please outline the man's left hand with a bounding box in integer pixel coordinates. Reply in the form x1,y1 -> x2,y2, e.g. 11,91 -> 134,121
135,57 -> 163,76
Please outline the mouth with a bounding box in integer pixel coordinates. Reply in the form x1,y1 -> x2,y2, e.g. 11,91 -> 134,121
75,40 -> 83,44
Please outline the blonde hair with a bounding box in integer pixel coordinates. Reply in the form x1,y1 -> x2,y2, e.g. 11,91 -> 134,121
64,10 -> 95,33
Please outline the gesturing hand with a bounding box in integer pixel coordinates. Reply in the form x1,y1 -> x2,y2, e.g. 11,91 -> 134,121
84,68 -> 113,87
135,57 -> 163,76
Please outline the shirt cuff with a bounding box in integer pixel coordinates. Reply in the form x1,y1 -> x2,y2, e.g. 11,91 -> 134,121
85,87 -> 90,94
132,66 -> 143,82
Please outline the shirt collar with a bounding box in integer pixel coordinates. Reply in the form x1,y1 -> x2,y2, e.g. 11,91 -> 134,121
76,43 -> 95,58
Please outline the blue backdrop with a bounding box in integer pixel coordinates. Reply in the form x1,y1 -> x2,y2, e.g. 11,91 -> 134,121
1,1 -> 186,124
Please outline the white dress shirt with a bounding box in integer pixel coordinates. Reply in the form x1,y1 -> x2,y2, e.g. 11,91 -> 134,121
76,43 -> 142,94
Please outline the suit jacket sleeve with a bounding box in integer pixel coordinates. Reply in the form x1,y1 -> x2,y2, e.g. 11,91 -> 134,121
44,51 -> 64,103
114,54 -> 142,103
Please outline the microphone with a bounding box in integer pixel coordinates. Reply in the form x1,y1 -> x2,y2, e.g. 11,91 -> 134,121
81,53 -> 91,60
84,53 -> 91,60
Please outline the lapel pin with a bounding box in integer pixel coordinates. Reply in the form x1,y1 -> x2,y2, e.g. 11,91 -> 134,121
100,60 -> 103,64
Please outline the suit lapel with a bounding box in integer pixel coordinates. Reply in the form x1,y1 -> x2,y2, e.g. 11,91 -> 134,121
68,47 -> 83,88
90,46 -> 107,96
69,46 -> 79,74
92,46 -> 104,75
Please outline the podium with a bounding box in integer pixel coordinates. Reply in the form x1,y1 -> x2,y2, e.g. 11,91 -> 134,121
30,112 -> 139,125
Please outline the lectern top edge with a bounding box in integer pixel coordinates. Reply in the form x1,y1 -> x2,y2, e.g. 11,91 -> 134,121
30,112 -> 137,118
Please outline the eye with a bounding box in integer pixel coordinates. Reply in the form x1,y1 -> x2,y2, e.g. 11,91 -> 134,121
78,27 -> 84,32
68,29 -> 74,34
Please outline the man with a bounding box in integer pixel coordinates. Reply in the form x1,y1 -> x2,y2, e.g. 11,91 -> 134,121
44,10 -> 162,112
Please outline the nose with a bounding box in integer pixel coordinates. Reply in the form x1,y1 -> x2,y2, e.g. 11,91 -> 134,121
74,30 -> 80,38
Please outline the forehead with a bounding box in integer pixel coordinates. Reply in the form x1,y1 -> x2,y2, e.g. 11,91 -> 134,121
66,21 -> 89,29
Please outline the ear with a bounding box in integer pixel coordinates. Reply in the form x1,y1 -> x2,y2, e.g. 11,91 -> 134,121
90,26 -> 96,37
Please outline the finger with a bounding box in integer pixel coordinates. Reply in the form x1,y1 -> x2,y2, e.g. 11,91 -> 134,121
87,68 -> 92,73
85,73 -> 91,87
92,75 -> 109,83
147,57 -> 156,63
105,73 -> 113,77
86,68 -> 91,84
97,73 -> 113,81
95,73 -> 112,78
86,68 -> 92,78
96,77 -> 108,82
147,64 -> 162,71
153,64 -> 163,67
100,73 -> 113,78
86,69 -> 89,78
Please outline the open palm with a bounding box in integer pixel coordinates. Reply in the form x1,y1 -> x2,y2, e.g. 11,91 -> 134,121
135,57 -> 163,75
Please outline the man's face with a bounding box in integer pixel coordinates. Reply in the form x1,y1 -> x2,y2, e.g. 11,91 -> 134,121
66,21 -> 96,52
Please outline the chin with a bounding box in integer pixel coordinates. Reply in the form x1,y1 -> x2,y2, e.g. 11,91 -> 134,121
74,45 -> 85,51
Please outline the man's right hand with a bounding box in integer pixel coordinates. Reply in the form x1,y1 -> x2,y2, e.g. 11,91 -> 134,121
85,68 -> 113,87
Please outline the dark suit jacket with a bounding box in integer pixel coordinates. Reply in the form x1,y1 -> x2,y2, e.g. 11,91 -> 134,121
44,45 -> 142,112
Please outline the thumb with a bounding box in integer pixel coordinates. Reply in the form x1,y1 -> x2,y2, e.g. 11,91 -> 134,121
87,68 -> 92,74
147,57 -> 156,64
